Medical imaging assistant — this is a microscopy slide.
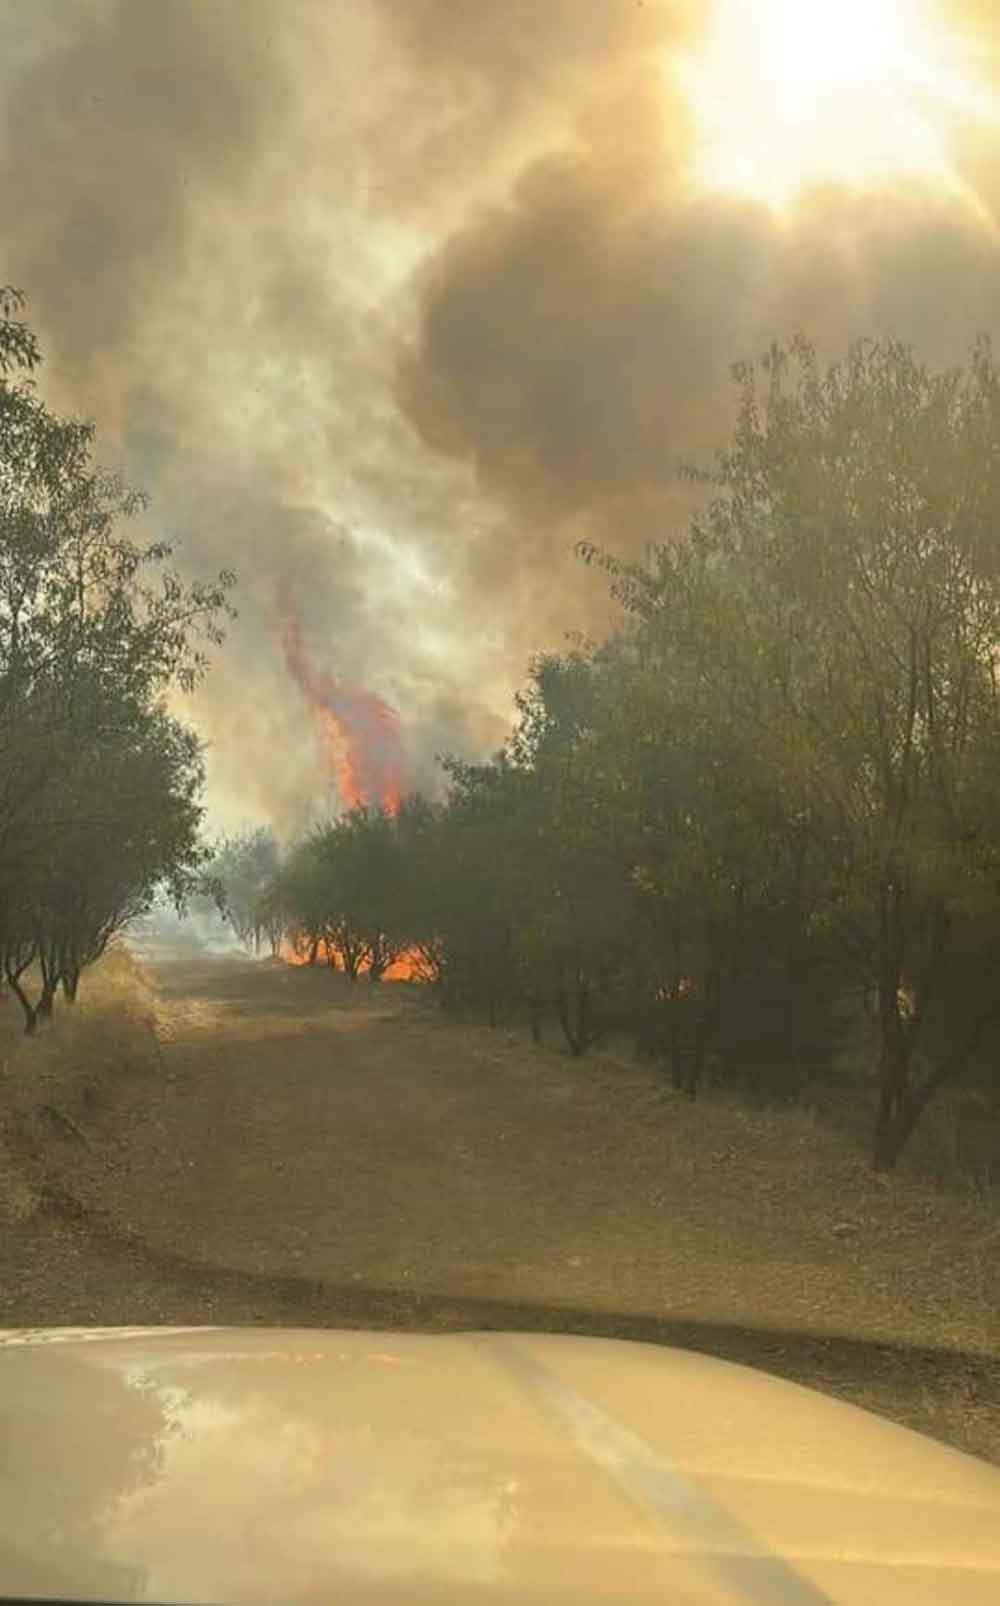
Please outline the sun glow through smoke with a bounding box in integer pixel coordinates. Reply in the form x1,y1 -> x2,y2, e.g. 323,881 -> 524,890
678,0 -> 997,214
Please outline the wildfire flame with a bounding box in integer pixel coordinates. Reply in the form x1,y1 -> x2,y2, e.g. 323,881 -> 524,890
280,603 -> 403,814
280,937 -> 421,981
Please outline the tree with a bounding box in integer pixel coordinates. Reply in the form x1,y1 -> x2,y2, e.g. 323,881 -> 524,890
0,286 -> 234,853
0,288 -> 236,1027
271,807 -> 411,983
345,807 -> 408,982
392,793 -> 448,987
4,702 -> 209,1032
572,546 -> 832,1097
503,656 -> 638,1055
419,657 -> 640,1053
208,825 -> 284,952
422,756 -> 533,1025
272,833 -> 330,965
612,335 -> 1000,1166
310,808 -> 408,981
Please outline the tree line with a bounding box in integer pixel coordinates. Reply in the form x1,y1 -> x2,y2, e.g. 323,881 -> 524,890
0,289 -> 235,1032
215,336 -> 1000,1172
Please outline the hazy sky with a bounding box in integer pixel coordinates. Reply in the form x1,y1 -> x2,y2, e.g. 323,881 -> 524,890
3,0 -> 999,834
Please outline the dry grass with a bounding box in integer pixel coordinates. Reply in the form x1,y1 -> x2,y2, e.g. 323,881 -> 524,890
0,945 -> 162,1215
1,947 -> 997,1466
401,1020 -> 1000,1359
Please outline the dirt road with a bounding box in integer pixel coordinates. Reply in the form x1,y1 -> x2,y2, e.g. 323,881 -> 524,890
2,947 -> 998,1463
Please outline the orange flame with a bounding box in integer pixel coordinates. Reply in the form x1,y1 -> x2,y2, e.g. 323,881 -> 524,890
280,603 -> 403,813
383,948 -> 421,981
280,938 -> 421,981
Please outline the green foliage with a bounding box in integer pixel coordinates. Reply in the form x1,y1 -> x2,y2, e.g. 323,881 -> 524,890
0,291 -> 235,1030
685,336 -> 1000,1164
207,825 -> 284,952
325,332 -> 1000,1171
579,335 -> 1000,1155
272,805 -> 410,980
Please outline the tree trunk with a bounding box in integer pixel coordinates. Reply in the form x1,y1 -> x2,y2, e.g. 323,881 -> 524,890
666,993 -> 703,1099
62,969 -> 80,1003
7,972 -> 38,1036
872,1089 -> 923,1172
669,1011 -> 686,1093
872,976 -> 914,1171
555,982 -> 577,1055
871,989 -> 996,1170
36,947 -> 60,1023
555,974 -> 589,1057
686,967 -> 721,1099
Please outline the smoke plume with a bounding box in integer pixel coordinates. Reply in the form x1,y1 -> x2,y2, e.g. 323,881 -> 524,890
3,0 -> 999,835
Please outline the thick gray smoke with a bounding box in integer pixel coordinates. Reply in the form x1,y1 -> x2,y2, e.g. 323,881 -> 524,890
3,0 -> 999,835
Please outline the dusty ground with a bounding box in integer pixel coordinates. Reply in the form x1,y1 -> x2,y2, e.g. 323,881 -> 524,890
1,942 -> 998,1465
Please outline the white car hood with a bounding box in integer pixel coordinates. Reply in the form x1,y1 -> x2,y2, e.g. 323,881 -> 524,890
0,1325 -> 997,1604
